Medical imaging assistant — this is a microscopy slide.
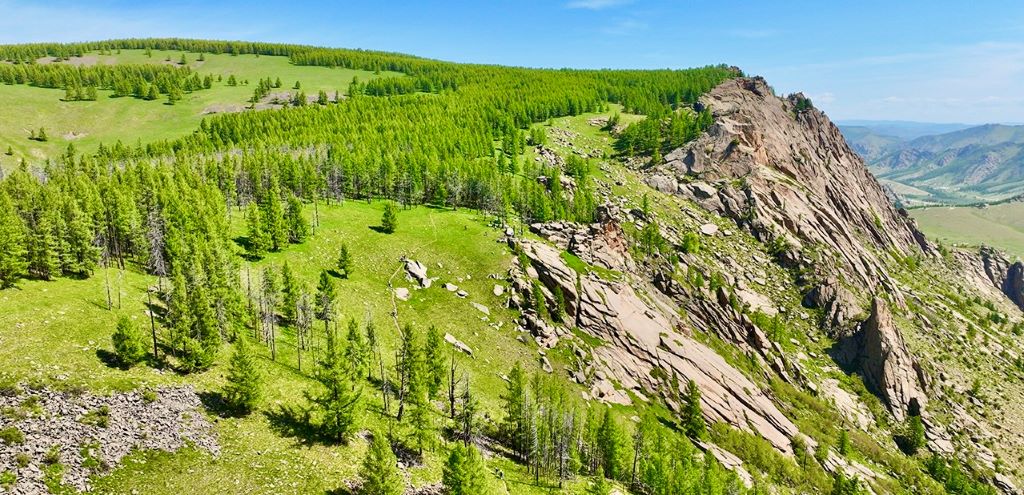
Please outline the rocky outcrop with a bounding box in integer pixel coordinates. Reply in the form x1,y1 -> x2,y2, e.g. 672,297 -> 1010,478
652,77 -> 931,318
836,297 -> 928,421
979,247 -> 1024,311
511,236 -> 801,454
0,386 -> 217,494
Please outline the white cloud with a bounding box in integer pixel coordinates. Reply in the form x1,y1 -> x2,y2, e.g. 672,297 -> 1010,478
566,0 -> 631,10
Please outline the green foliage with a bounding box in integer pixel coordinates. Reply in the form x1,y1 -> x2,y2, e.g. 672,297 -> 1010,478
80,405 -> 111,428
423,325 -> 446,399
380,202 -> 397,234
682,379 -> 706,439
223,336 -> 262,413
585,468 -> 612,495
111,315 -> 148,366
924,454 -> 997,495
307,321 -> 361,443
830,472 -> 866,495
336,243 -> 354,278
0,470 -> 14,490
0,191 -> 29,287
359,432 -> 404,495
0,426 -> 24,445
681,231 -> 701,254
895,414 -> 926,455
442,442 -> 490,495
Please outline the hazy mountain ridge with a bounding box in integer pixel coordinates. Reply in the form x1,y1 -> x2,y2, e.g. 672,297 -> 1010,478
841,122 -> 1024,204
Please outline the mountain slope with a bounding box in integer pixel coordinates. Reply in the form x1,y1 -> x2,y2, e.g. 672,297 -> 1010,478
844,123 -> 1024,204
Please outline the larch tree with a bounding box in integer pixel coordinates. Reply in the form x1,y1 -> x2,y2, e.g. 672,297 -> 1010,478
307,321 -> 362,443
442,442 -> 490,495
111,315 -> 147,366
358,431 -> 403,495
0,191 -> 28,287
223,335 -> 262,414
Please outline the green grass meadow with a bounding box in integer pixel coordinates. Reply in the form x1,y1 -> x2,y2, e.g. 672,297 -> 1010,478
0,49 -> 399,164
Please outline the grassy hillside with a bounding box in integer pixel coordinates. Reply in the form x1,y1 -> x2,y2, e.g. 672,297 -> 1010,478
911,201 -> 1024,257
0,49 -> 397,164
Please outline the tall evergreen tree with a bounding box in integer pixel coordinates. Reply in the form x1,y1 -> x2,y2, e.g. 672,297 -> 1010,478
336,242 -> 353,278
314,270 -> 336,334
111,315 -> 147,366
280,262 -> 300,322
380,202 -> 397,234
0,191 -> 28,288
223,335 -> 262,414
359,432 -> 404,495
344,318 -> 369,378
246,205 -> 269,258
424,325 -> 446,399
682,379 -> 706,440
442,443 -> 490,495
307,321 -> 361,443
285,195 -> 309,243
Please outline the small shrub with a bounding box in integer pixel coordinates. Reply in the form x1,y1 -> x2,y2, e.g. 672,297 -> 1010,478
141,388 -> 158,404
43,445 -> 61,465
0,470 -> 15,490
0,426 -> 24,445
80,406 -> 110,428
15,452 -> 30,468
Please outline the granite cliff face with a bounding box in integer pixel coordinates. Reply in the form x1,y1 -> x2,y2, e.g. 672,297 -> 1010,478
648,77 -> 931,317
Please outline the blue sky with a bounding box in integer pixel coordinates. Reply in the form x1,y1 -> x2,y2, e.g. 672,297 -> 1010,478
2,0 -> 1023,123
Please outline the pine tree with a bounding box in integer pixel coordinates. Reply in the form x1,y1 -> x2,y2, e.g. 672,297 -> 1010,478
424,325 -> 445,399
111,315 -> 147,366
598,408 -> 626,481
314,270 -> 336,334
442,443 -> 490,495
227,74 -> 237,86
223,336 -> 262,414
336,243 -> 353,278
307,322 -> 361,443
246,205 -> 269,258
502,363 -> 528,460
359,432 -> 403,495
344,318 -> 369,378
586,467 -> 612,495
395,323 -> 420,422
263,177 -> 287,251
285,195 -> 308,243
682,379 -> 706,439
145,84 -> 159,101
0,191 -> 28,288
280,262 -> 300,322
380,202 -> 397,234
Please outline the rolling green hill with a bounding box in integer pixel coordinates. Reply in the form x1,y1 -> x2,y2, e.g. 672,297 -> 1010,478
0,49 -> 398,165
911,201 -> 1024,258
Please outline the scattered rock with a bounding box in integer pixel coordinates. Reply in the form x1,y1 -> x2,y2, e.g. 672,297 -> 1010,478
471,302 -> 490,315
404,259 -> 431,288
493,284 -> 505,296
444,283 -> 458,292
699,223 -> 719,236
394,287 -> 411,301
444,333 -> 474,356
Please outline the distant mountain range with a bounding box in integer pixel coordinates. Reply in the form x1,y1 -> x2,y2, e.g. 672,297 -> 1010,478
839,121 -> 1024,205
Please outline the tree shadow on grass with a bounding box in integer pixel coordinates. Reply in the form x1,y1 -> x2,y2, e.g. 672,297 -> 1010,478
368,226 -> 390,234
197,390 -> 247,419
264,403 -> 325,446
95,349 -> 129,370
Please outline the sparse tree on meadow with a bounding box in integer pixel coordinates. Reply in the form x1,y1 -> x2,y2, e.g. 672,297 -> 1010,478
223,335 -> 262,414
111,315 -> 147,366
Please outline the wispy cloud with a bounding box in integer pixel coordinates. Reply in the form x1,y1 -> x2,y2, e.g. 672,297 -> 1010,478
566,0 -> 631,10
